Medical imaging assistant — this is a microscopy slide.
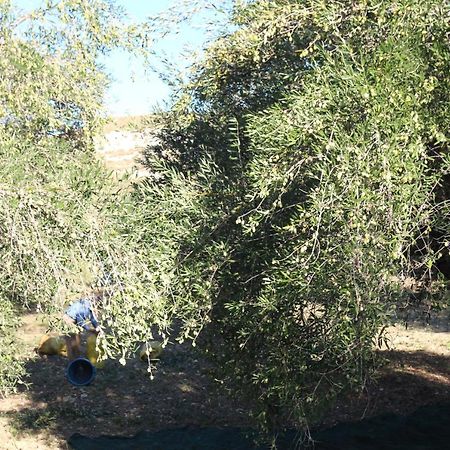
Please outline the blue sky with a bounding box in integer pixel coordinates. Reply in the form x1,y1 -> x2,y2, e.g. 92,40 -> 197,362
100,0 -> 214,117
16,0 -> 228,116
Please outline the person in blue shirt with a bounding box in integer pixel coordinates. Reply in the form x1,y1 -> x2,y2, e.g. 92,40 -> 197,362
63,290 -> 102,359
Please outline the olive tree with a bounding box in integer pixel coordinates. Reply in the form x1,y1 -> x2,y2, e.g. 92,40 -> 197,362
143,0 -> 450,429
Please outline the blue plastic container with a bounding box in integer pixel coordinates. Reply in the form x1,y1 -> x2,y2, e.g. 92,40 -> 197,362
66,357 -> 96,386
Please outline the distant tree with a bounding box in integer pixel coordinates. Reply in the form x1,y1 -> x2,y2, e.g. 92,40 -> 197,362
143,0 -> 450,430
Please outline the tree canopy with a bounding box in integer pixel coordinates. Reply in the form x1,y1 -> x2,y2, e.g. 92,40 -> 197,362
143,0 -> 450,428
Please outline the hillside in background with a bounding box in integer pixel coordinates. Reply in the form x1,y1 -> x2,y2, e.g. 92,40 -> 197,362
95,115 -> 158,176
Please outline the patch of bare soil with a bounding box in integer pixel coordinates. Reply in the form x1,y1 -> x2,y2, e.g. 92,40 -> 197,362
94,129 -> 157,177
320,322 -> 450,428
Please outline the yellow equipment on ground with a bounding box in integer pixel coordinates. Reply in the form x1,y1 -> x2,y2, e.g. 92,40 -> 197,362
86,333 -> 105,368
37,335 -> 67,357
37,333 -> 105,368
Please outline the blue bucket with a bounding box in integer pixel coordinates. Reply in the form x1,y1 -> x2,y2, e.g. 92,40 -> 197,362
66,357 -> 96,386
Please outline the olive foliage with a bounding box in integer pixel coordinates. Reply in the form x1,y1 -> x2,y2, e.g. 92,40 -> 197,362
0,0 -> 172,394
143,0 -> 450,427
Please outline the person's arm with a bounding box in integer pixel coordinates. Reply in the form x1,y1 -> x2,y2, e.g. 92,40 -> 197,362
63,313 -> 76,327
88,307 -> 100,331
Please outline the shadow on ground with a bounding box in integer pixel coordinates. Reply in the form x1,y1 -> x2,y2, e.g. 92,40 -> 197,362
3,340 -> 450,449
66,348 -> 450,449
316,349 -> 450,427
68,401 -> 450,450
3,341 -> 254,445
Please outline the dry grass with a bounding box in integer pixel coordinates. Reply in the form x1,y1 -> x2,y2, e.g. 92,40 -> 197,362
95,115 -> 158,177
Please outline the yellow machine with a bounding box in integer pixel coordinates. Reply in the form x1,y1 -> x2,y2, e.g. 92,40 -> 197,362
37,333 -> 105,368
37,335 -> 67,357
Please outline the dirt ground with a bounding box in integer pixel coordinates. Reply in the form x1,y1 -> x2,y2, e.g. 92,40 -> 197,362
0,313 -> 448,450
0,314 -> 254,449
320,321 -> 450,428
